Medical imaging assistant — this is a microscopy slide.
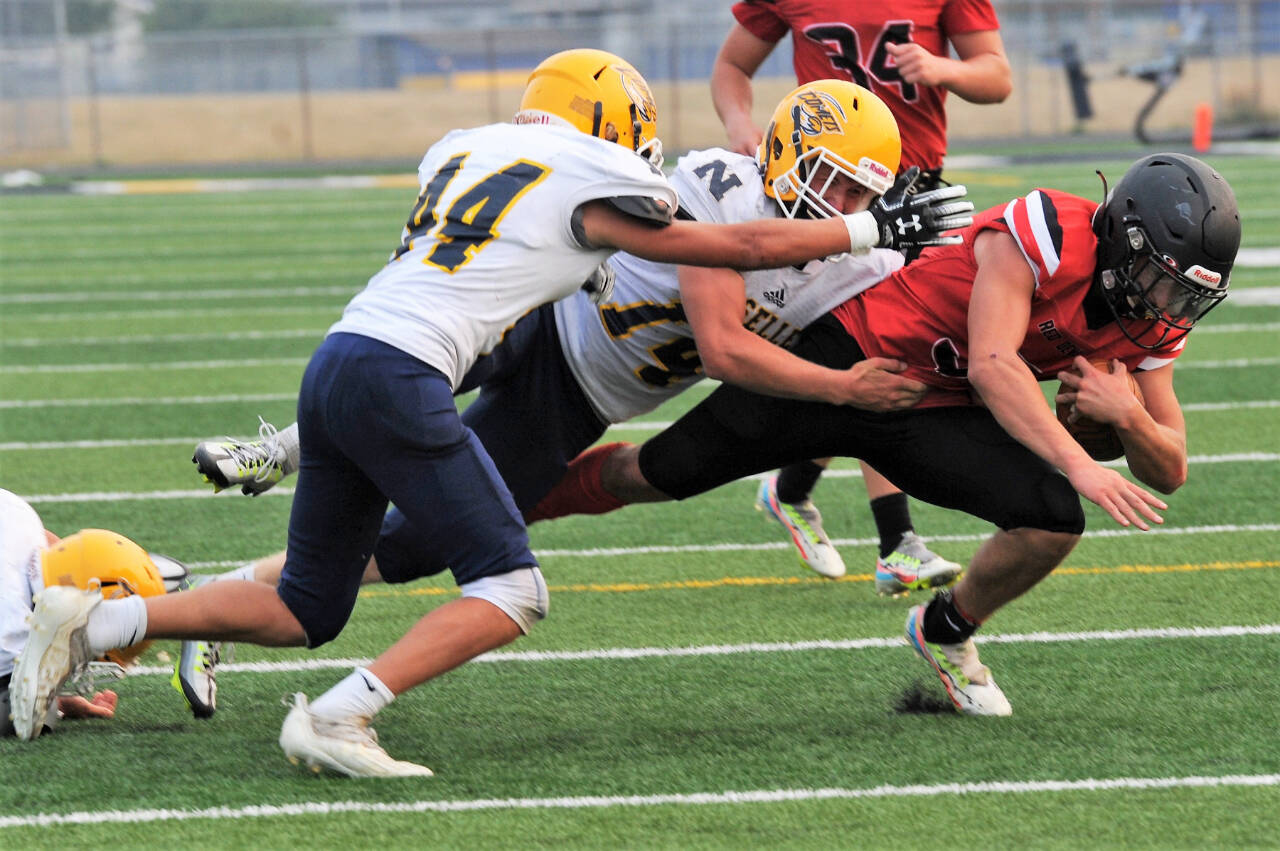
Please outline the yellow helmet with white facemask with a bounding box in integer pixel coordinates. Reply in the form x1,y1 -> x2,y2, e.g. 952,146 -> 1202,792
758,80 -> 901,219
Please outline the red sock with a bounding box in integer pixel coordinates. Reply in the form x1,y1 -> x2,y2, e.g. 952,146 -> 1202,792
524,442 -> 630,524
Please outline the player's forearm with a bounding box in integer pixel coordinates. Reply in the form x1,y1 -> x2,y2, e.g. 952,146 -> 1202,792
711,61 -> 756,133
679,218 -> 855,270
700,334 -> 846,404
970,357 -> 1095,474
1115,418 -> 1187,493
941,53 -> 1012,103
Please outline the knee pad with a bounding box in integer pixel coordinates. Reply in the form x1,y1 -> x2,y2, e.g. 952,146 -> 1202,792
460,566 -> 549,634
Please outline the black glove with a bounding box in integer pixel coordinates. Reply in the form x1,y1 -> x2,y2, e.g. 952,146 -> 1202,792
868,166 -> 975,252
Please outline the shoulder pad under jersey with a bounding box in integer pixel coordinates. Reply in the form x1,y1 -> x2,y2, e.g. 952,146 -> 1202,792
605,194 -> 674,226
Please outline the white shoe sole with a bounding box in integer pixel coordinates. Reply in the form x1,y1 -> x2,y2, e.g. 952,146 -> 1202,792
755,483 -> 847,579
279,697 -> 434,778
904,607 -> 1012,717
10,587 -> 99,740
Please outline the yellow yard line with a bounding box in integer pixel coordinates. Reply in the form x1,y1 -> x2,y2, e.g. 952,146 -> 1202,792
357,559 -> 1280,599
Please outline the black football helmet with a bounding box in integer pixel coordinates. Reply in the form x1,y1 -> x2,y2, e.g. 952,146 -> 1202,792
1092,152 -> 1240,350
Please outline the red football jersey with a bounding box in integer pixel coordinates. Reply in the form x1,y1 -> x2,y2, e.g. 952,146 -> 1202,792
832,189 -> 1189,408
733,0 -> 1000,171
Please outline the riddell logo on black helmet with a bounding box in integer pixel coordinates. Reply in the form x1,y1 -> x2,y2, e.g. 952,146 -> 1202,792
1188,264 -> 1224,286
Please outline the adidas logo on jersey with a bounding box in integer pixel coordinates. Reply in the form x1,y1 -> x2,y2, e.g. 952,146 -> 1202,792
762,288 -> 786,308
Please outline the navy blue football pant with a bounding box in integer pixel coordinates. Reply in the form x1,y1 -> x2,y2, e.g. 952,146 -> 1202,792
277,332 -> 537,647
375,305 -> 607,584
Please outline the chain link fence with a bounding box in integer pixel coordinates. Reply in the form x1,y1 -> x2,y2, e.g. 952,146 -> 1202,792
2,0 -> 1277,168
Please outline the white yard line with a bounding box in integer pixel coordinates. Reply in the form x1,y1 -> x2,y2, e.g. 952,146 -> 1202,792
0,322 -> 1275,349
0,357 -> 308,375
11,452 -> 1279,500
123,623 -> 1280,677
1,329 -> 325,347
531,523 -> 1280,559
0,774 -> 1275,829
0,393 -> 297,410
4,423 -> 1277,452
4,355 -> 1277,378
166,520 -> 1276,571
0,284 -> 357,305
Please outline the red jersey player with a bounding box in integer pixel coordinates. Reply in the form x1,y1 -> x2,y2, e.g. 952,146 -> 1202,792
529,153 -> 1241,718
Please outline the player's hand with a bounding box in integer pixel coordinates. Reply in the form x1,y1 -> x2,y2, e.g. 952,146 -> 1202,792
581,261 -> 617,304
868,167 -> 975,252
1063,461 -> 1166,529
57,690 -> 118,720
884,42 -> 948,88
1055,357 -> 1142,426
726,119 -> 764,157
836,357 -> 927,411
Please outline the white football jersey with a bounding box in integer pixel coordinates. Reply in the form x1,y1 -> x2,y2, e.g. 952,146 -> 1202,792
0,489 -> 47,678
331,123 -> 677,389
555,148 -> 905,423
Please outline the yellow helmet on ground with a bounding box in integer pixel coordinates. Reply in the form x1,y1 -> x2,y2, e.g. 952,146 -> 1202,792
514,48 -> 663,168
42,528 -> 166,666
758,80 -> 901,219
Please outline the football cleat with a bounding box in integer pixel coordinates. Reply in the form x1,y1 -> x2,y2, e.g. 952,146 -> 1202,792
904,604 -> 1011,717
172,639 -> 222,719
193,416 -> 286,496
875,532 -> 964,596
754,476 -> 847,579
279,693 -> 434,778
10,584 -> 102,740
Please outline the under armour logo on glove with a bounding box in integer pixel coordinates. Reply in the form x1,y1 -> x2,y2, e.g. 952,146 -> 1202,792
868,166 -> 975,253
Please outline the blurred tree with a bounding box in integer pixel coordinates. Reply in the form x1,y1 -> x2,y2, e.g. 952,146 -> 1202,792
143,0 -> 335,31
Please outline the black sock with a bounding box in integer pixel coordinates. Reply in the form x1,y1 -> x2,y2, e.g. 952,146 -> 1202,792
776,460 -> 825,503
870,493 -> 913,558
921,590 -> 978,644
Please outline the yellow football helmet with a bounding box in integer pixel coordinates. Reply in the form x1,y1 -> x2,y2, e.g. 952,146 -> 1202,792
42,528 -> 167,666
515,48 -> 663,167
758,80 -> 901,219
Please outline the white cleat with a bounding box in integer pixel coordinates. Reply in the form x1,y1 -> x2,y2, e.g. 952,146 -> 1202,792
904,604 -> 1012,717
279,693 -> 434,778
754,476 -> 847,579
10,585 -> 103,740
876,532 -> 964,596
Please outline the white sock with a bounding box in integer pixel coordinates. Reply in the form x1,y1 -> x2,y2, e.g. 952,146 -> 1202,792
203,563 -> 257,584
309,666 -> 394,722
276,422 -> 301,476
85,595 -> 147,657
